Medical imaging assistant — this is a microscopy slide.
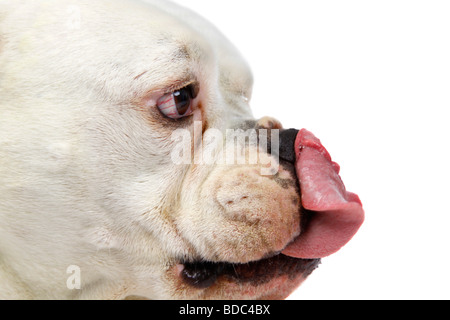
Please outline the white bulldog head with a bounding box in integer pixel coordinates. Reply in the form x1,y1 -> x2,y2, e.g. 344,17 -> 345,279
0,0 -> 363,299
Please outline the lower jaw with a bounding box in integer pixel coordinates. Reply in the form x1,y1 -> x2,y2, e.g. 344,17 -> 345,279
180,254 -> 321,290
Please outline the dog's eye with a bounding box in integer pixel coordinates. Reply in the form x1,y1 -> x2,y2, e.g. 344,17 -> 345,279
157,86 -> 196,119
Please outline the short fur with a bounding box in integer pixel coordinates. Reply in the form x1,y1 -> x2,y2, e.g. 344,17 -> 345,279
0,0 -> 308,299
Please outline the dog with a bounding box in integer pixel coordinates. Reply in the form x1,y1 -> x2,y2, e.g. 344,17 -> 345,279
0,0 -> 363,299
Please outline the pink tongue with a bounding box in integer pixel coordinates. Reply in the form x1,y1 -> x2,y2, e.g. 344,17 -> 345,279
282,129 -> 364,259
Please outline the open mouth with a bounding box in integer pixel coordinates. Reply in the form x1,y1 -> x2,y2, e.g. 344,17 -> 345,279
178,128 -> 364,292
181,254 -> 321,289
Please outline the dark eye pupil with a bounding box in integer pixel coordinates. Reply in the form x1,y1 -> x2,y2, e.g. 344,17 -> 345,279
173,87 -> 193,116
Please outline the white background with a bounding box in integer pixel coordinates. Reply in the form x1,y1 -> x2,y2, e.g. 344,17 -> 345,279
173,0 -> 450,299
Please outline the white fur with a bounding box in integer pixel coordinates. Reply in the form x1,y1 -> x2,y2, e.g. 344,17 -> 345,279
0,0 -> 302,299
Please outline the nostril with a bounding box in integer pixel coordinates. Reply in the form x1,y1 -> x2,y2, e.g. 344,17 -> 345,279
278,129 -> 299,164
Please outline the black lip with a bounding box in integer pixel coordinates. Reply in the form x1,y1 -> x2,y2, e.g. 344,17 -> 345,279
277,128 -> 300,164
181,254 -> 321,289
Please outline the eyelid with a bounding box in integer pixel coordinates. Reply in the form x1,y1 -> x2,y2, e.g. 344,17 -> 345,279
165,80 -> 199,98
141,78 -> 199,107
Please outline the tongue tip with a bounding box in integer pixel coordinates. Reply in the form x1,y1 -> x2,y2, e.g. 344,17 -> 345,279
281,204 -> 364,259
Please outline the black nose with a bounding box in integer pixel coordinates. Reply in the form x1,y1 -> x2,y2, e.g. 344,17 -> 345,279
278,129 -> 299,164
